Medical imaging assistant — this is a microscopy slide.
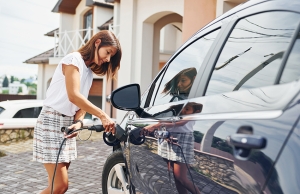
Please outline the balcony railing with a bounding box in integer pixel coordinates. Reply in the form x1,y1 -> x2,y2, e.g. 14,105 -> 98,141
54,28 -> 93,57
53,25 -> 119,57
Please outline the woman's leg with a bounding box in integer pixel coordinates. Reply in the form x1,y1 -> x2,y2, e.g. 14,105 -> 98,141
40,163 -> 70,194
173,162 -> 201,194
169,161 -> 188,194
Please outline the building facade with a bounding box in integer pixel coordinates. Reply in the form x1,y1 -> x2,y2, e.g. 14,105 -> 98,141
24,0 -> 247,121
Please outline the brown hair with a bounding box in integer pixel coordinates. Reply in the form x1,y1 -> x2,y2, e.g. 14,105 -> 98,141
162,67 -> 197,95
78,30 -> 122,79
185,102 -> 203,113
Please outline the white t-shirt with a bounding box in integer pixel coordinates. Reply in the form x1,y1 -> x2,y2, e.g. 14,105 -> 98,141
169,121 -> 195,133
44,52 -> 93,116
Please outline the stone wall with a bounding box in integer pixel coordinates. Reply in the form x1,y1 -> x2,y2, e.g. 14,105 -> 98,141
0,128 -> 34,144
192,152 -> 247,193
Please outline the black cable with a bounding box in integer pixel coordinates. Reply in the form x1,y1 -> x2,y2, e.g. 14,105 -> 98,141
51,128 -> 83,194
51,138 -> 67,194
50,125 -> 107,194
77,130 -> 93,141
177,145 -> 198,194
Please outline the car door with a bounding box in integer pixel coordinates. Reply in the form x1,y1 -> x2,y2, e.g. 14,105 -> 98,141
178,3 -> 300,194
125,22 -> 225,193
263,23 -> 300,194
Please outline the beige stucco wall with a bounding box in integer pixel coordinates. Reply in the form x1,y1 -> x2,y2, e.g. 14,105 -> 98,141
117,0 -> 183,89
116,0 -> 184,121
182,0 -> 217,42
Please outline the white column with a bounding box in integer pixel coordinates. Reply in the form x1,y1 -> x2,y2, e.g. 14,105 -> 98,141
116,0 -> 137,123
113,1 -> 121,37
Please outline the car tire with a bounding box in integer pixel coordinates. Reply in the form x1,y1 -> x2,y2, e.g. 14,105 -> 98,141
102,149 -> 129,194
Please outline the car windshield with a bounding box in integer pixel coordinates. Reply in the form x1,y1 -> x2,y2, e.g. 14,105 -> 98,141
0,107 -> 4,115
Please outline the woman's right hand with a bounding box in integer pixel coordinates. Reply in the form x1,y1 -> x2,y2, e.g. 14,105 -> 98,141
100,114 -> 116,134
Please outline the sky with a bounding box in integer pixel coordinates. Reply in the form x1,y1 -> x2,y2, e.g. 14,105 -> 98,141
0,0 -> 59,79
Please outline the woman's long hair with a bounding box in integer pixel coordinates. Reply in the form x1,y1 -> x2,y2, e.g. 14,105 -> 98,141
162,67 -> 197,96
78,30 -> 122,79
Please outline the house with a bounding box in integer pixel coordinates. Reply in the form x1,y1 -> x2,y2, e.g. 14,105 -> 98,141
24,0 -> 247,122
9,81 -> 28,95
24,0 -> 115,116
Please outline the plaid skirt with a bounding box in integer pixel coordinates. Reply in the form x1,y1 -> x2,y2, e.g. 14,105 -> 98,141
158,132 -> 194,164
33,106 -> 76,163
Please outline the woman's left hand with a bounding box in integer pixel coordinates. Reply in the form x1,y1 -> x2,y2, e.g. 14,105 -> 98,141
64,122 -> 81,138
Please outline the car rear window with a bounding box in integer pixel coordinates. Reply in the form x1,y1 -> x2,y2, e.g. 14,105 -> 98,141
13,107 -> 42,118
0,107 -> 4,115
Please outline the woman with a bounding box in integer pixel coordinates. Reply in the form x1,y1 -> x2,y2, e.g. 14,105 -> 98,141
162,67 -> 197,99
32,30 -> 122,194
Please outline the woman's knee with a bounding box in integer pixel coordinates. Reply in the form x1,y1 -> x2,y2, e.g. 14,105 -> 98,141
174,173 -> 189,185
53,182 -> 68,194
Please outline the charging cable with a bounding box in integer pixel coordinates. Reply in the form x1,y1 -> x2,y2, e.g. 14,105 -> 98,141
157,133 -> 198,194
169,137 -> 198,194
50,125 -> 105,194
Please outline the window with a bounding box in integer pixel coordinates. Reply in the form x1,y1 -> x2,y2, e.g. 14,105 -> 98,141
13,107 -> 42,118
280,30 -> 300,84
83,9 -> 93,39
140,88 -> 150,108
84,112 -> 92,119
152,29 -> 220,106
206,12 -> 300,96
0,107 -> 4,115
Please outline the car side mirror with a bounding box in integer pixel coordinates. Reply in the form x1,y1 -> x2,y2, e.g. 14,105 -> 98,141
110,83 -> 141,111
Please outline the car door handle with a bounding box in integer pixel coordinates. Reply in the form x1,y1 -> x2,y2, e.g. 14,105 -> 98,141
228,134 -> 267,149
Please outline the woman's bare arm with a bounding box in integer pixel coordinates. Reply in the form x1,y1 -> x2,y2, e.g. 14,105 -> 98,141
63,64 -> 115,133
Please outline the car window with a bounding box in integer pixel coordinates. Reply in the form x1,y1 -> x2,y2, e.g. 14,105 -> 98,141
152,29 -> 220,106
280,30 -> 300,84
149,70 -> 164,107
205,11 -> 300,96
140,86 -> 150,108
13,107 -> 42,118
84,112 -> 92,119
0,107 -> 4,115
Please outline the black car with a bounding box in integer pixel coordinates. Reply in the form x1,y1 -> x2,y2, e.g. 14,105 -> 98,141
102,0 -> 300,193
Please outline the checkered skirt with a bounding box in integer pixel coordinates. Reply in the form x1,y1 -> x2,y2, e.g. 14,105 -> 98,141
33,106 -> 77,163
158,132 -> 194,164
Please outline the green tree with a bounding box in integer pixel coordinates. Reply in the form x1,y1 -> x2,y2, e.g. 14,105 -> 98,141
10,76 -> 14,83
2,76 -> 9,87
20,78 -> 25,83
18,87 -> 23,94
29,91 -> 36,95
193,131 -> 204,143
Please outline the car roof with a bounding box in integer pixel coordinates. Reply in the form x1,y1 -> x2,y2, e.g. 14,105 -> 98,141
0,99 -> 44,109
194,0 -> 269,35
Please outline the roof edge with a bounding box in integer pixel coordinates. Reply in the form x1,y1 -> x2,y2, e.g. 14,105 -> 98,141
52,0 -> 62,13
23,48 -> 54,64
86,0 -> 113,8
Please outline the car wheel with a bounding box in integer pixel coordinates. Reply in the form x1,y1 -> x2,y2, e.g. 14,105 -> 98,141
102,149 -> 129,194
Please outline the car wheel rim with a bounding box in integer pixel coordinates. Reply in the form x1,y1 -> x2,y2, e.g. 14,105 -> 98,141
107,162 -> 129,194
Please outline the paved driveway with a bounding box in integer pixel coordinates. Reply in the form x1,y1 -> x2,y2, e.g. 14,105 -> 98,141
0,131 -> 112,194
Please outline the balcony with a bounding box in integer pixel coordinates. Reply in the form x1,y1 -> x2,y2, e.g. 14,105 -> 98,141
53,25 -> 119,58
53,28 -> 93,57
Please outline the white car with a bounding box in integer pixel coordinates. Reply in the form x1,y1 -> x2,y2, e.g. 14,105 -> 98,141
0,99 -> 101,129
